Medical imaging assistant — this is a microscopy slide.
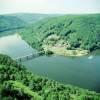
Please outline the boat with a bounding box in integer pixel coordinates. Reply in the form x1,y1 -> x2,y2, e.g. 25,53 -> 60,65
88,55 -> 93,59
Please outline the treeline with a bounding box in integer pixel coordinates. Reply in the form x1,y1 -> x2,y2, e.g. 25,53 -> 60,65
20,14 -> 100,52
0,54 -> 100,100
0,13 -> 57,36
0,15 -> 26,34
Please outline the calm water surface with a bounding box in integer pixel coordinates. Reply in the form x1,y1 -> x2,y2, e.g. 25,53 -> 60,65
0,34 -> 100,92
23,55 -> 100,92
0,34 -> 35,58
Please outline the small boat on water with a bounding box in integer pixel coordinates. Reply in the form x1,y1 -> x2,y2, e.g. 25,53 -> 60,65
88,55 -> 94,59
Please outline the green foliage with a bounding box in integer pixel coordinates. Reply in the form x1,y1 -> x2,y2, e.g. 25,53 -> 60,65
1,81 -> 42,100
19,14 -> 100,51
1,14 -> 100,51
0,15 -> 25,33
0,14 -> 100,99
0,54 -> 100,100
0,13 -> 59,37
11,13 -> 58,24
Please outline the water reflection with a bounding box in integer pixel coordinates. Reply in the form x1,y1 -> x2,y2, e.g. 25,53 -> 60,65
0,34 -> 35,58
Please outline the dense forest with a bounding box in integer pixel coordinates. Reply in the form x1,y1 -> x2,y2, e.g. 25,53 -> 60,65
10,13 -> 60,24
19,14 -> 100,53
0,14 -> 100,53
0,13 -> 100,99
0,15 -> 26,33
0,13 -> 60,38
0,54 -> 100,100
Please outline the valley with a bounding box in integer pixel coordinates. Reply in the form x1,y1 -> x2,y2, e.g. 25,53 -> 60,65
0,13 -> 100,99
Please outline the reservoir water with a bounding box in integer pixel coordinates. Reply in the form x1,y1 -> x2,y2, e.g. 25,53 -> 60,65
0,34 -> 100,92
0,34 -> 36,58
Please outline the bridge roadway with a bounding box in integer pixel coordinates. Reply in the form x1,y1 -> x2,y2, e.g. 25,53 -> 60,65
14,51 -> 45,62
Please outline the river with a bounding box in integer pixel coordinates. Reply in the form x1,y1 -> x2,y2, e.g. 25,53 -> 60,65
0,34 -> 100,92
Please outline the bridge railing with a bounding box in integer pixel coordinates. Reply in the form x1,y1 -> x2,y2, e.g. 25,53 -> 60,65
14,51 -> 45,62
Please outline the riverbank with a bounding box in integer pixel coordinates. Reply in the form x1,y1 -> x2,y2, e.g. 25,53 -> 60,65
1,54 -> 100,99
42,45 -> 89,57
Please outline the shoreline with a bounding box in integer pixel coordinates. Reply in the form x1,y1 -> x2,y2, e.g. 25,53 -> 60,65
43,45 -> 89,57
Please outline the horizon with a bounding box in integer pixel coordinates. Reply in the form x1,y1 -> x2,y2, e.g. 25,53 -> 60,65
0,12 -> 100,15
0,0 -> 100,14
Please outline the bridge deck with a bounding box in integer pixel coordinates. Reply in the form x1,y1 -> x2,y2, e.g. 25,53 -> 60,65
14,51 -> 45,62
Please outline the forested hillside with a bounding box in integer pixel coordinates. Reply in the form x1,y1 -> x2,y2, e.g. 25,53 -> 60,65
0,15 -> 26,33
0,13 -> 59,36
20,14 -> 100,55
0,54 -> 100,100
0,14 -> 100,53
10,13 -> 60,24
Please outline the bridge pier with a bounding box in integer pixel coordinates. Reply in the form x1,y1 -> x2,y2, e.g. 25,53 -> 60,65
19,58 -> 21,62
26,56 -> 28,60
